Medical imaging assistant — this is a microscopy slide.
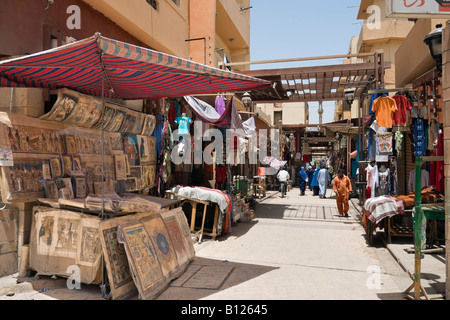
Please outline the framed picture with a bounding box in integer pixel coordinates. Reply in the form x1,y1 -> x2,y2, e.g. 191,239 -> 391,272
40,91 -> 79,122
141,115 -> 156,136
42,160 -> 52,180
72,156 -> 84,175
61,177 -> 74,199
72,176 -> 87,199
124,177 -> 137,192
122,133 -> 140,166
105,107 -> 127,132
114,155 -> 127,181
49,156 -> 63,179
44,180 -> 59,199
65,135 -> 78,154
61,155 -> 73,176
129,166 -> 142,179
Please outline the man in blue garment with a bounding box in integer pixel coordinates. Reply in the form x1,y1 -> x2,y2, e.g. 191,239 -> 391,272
317,165 -> 331,199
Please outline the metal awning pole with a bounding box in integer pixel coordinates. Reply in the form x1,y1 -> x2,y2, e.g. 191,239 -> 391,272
101,72 -> 105,216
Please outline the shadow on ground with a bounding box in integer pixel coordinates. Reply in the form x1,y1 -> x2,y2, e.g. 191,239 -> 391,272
156,257 -> 277,300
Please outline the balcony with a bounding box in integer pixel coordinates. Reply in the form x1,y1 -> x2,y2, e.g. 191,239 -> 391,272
215,0 -> 250,51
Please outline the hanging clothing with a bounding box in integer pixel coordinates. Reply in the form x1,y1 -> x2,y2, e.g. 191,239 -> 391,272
151,114 -> 165,157
395,131 -> 403,156
375,127 -> 390,163
175,116 -> 192,135
412,118 -> 427,157
377,167 -> 391,196
377,132 -> 393,153
366,164 -> 379,199
215,96 -> 226,116
168,102 -> 177,124
392,95 -> 412,126
369,91 -> 388,115
302,154 -> 310,163
372,96 -> 398,128
436,132 -> 444,194
368,120 -> 378,162
428,120 -> 438,151
408,169 -> 430,193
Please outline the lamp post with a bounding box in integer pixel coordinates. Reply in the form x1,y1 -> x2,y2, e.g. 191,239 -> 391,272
424,23 -> 443,77
242,92 -> 252,111
344,88 -> 355,108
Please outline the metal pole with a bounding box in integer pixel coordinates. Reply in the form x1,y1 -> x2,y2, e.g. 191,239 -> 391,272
101,72 -> 105,216
414,157 -> 423,300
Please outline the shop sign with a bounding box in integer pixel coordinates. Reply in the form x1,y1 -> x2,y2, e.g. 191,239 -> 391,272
305,127 -> 320,132
386,0 -> 450,18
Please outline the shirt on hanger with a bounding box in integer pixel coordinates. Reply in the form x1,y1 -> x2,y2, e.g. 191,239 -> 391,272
392,95 -> 412,126
372,96 -> 397,128
408,169 -> 430,193
175,116 -> 192,135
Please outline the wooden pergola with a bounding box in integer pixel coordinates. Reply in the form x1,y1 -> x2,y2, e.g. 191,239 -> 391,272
236,56 -> 390,103
229,52 -> 390,179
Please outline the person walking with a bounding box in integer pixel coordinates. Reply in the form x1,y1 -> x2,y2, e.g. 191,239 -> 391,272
317,165 -> 331,199
310,166 -> 320,196
333,168 -> 352,217
277,166 -> 290,198
307,166 -> 315,191
298,167 -> 308,196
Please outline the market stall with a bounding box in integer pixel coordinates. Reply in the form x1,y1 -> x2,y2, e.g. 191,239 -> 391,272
359,72 -> 445,249
0,33 -> 271,299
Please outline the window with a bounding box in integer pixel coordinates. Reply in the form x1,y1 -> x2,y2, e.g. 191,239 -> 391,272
146,0 -> 157,10
274,111 -> 282,125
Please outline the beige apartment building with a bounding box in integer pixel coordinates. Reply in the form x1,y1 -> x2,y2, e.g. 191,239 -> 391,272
0,0 -> 252,118
334,0 -> 415,121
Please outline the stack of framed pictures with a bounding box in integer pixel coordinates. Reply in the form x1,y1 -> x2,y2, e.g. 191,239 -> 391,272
0,87 -> 158,204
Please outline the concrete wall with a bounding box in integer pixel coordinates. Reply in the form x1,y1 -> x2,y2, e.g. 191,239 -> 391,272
282,103 -> 306,125
82,0 -> 190,57
255,102 -> 307,126
395,19 -> 448,87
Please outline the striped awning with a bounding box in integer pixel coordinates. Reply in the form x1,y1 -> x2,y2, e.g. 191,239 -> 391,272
0,33 -> 271,100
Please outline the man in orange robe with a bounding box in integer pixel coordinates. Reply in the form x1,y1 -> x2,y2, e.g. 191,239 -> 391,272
333,169 -> 352,217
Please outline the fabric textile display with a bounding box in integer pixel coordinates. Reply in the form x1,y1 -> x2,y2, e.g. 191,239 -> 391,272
169,185 -> 232,234
362,196 -> 405,224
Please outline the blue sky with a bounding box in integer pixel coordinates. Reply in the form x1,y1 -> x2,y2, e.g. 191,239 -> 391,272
249,0 -> 363,123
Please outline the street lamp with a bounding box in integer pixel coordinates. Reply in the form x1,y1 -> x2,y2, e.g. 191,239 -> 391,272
242,92 -> 252,110
424,23 -> 443,77
344,88 -> 355,107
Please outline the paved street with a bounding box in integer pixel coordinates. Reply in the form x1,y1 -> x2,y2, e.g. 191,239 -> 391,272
158,187 -> 413,300
1,186 -> 441,301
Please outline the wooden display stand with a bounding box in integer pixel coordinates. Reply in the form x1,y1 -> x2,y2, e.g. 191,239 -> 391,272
385,213 -> 414,244
165,191 -> 220,243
